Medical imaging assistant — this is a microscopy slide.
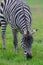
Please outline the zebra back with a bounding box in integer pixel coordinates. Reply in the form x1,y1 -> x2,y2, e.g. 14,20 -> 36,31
0,0 -> 32,33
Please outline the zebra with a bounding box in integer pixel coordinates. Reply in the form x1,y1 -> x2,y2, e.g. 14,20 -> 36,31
0,0 -> 37,59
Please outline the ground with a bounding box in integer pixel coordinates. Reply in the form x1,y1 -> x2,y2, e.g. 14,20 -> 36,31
0,0 -> 43,65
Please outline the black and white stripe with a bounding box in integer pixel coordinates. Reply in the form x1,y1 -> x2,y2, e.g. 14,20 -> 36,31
0,0 -> 32,54
1,0 -> 32,32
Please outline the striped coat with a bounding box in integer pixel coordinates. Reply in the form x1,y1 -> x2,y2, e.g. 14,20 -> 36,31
0,0 -> 36,59
1,0 -> 32,33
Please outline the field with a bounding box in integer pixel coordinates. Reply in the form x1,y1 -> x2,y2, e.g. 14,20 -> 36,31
0,0 -> 43,65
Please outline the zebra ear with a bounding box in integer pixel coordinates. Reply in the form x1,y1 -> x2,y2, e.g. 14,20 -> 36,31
30,29 -> 38,35
24,29 -> 38,35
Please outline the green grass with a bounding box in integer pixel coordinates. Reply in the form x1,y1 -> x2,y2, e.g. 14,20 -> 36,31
0,0 -> 43,65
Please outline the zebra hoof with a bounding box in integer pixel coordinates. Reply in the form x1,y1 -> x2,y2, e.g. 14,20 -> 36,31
14,46 -> 19,52
26,53 -> 32,59
3,47 -> 6,50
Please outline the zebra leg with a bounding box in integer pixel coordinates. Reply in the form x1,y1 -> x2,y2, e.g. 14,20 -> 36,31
0,22 -> 1,26
1,22 -> 7,50
12,29 -> 18,51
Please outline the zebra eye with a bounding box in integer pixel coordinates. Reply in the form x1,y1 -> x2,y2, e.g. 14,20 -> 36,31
1,2 -> 3,8
24,36 -> 29,41
24,37 -> 27,41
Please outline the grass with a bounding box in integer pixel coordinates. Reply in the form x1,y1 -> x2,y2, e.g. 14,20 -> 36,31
0,0 -> 43,65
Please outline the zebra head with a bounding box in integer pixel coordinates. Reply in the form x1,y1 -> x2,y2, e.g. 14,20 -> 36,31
22,29 -> 38,45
